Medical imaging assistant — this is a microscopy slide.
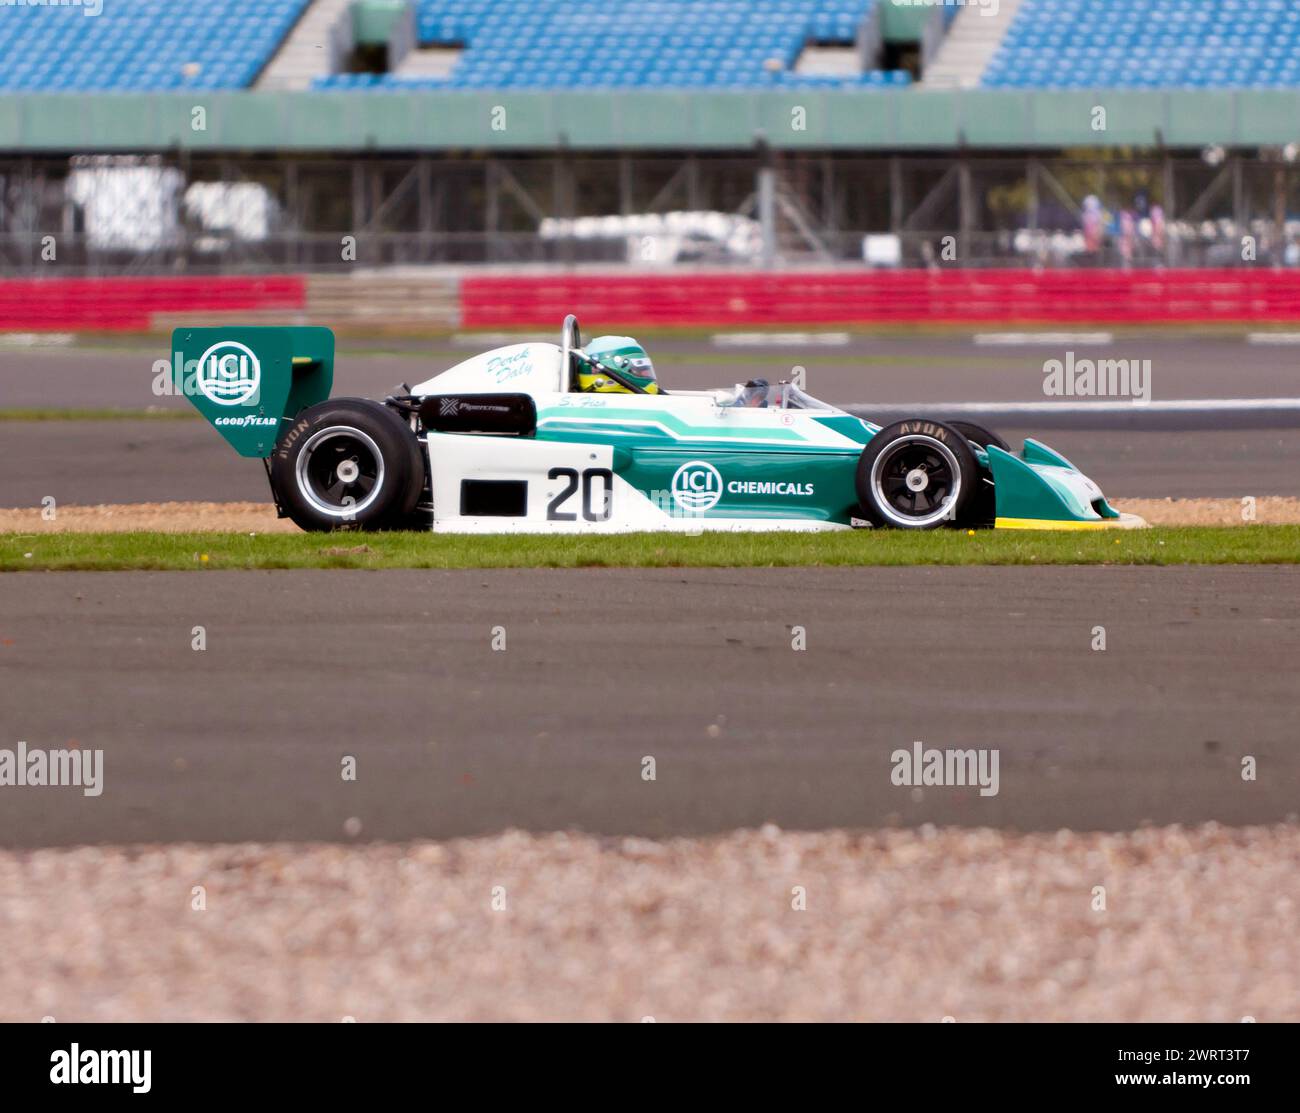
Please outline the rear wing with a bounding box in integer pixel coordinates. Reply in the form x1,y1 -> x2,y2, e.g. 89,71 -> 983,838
171,326 -> 335,458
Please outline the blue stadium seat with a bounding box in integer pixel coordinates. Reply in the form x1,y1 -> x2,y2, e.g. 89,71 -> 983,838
0,0 -> 907,93
982,0 -> 1300,89
0,0 -> 310,91
349,0 -> 901,91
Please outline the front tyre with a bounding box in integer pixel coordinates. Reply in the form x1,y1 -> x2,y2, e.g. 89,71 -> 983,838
856,419 -> 979,529
270,399 -> 423,531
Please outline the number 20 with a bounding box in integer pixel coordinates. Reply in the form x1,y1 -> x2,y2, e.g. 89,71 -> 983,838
547,467 -> 613,522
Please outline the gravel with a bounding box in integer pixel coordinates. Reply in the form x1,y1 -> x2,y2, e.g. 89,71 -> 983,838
2,823 -> 1296,1022
0,502 -> 298,533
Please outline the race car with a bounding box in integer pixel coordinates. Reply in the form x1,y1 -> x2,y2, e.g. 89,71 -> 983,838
171,316 -> 1142,534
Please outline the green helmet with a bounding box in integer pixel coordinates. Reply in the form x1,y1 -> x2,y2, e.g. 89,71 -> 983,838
579,335 -> 660,394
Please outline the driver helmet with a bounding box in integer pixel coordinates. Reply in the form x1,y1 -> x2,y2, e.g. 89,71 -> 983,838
737,378 -> 770,407
577,335 -> 660,394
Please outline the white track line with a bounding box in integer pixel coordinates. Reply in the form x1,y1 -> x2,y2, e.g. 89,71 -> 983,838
845,398 -> 1300,415
711,332 -> 850,347
973,332 -> 1114,346
451,332 -> 531,346
0,332 -> 74,348
1247,332 -> 1300,345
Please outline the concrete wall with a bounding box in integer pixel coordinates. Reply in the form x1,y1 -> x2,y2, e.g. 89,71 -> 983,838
1,88 -> 1297,152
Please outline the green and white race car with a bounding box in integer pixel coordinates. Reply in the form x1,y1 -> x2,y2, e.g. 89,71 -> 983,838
172,316 -> 1143,534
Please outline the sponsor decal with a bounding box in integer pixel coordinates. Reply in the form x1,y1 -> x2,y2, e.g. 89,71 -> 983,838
439,398 -> 513,417
195,340 -> 261,407
274,417 -> 310,461
727,480 -> 814,497
214,416 -> 277,427
897,420 -> 949,442
486,348 -> 532,384
670,460 -> 723,512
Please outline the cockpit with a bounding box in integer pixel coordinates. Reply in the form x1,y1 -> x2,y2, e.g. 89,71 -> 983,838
557,315 -> 843,413
721,379 -> 838,411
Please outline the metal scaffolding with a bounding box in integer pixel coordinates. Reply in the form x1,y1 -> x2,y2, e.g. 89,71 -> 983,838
1,148 -> 1298,275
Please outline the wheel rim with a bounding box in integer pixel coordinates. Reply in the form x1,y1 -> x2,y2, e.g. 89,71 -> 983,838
869,434 -> 961,527
295,425 -> 385,519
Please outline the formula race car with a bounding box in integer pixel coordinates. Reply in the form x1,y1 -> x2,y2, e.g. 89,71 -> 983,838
172,317 -> 1143,534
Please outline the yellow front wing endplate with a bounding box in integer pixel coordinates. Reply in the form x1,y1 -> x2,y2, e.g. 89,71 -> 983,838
995,513 -> 1148,531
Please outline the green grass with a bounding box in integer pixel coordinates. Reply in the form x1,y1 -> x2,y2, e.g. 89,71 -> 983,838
0,408 -> 200,421
2,526 -> 1297,572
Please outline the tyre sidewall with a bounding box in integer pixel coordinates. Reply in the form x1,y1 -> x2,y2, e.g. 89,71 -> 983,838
946,421 -> 1005,525
947,420 -> 1010,454
271,400 -> 422,531
856,419 -> 980,529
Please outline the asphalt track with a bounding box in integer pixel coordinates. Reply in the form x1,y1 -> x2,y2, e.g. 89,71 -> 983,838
3,332 -> 1298,410
1,566 -> 1296,848
5,419 -> 1300,506
4,333 -> 1300,506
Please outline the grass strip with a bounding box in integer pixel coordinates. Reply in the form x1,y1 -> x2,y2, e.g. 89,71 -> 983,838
2,525 -> 1297,572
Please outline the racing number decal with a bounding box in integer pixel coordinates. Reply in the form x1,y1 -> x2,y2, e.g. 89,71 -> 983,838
547,467 -> 613,522
546,467 -> 579,521
583,469 -> 614,521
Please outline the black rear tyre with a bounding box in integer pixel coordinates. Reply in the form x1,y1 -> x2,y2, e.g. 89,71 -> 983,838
856,419 -> 980,529
947,421 -> 1011,453
946,421 -> 1006,526
270,399 -> 423,532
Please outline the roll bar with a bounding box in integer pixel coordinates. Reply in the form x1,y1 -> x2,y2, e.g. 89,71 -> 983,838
560,314 -> 582,393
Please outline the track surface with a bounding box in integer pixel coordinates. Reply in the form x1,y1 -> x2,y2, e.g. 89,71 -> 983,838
3,333 -> 1299,507
2,566 -> 1295,848
5,419 -> 1300,506
1,332 -> 1295,409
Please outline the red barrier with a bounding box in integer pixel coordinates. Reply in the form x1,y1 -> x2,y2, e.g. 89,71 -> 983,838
9,269 -> 1300,332
0,276 -> 306,331
461,269 -> 1300,327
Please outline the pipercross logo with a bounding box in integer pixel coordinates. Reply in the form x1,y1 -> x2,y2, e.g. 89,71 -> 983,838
670,460 -> 722,512
195,340 -> 261,406
439,398 -> 460,416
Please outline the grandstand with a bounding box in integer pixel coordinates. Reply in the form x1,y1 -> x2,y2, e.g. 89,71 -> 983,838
0,0 -> 309,91
0,0 -> 915,93
317,0 -> 912,90
1,0 -> 1299,283
984,0 -> 1300,89
6,0 -> 1300,93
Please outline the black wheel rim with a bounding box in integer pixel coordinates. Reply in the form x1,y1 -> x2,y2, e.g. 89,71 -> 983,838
295,426 -> 385,518
870,434 -> 961,527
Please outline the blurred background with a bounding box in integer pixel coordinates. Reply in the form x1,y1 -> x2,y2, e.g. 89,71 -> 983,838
4,0 -> 1300,331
